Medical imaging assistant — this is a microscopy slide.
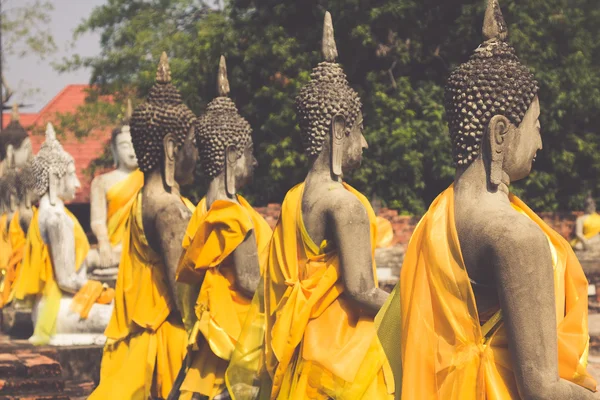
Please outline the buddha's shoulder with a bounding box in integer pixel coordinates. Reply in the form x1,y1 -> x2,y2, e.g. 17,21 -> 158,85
145,193 -> 192,225
470,206 -> 548,254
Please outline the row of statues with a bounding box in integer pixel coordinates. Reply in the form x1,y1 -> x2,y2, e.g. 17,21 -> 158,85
0,1 -> 599,398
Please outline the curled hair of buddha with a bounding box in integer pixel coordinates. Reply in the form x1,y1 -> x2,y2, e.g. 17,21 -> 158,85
295,11 -> 362,157
2,169 -> 17,205
31,123 -> 74,196
130,52 -> 197,172
444,0 -> 539,166
196,56 -> 252,178
0,104 -> 29,161
15,161 -> 36,202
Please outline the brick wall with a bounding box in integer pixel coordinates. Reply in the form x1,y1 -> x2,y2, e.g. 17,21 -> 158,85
255,205 -> 583,244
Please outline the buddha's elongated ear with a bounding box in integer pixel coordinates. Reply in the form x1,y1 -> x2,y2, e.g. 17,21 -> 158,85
487,114 -> 510,186
48,171 -> 58,206
225,145 -> 237,198
5,144 -> 14,169
163,133 -> 177,190
331,113 -> 345,178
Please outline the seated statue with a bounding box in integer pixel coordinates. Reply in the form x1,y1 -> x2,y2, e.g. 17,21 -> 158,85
170,56 -> 273,400
89,99 -> 143,279
0,173 -> 17,302
261,13 -> 393,400
376,1 -> 598,398
572,193 -> 600,253
13,123 -> 115,346
0,104 -> 33,177
0,162 -> 39,336
90,52 -> 199,400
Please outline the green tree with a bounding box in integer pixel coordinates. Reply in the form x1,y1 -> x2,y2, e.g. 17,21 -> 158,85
61,0 -> 600,213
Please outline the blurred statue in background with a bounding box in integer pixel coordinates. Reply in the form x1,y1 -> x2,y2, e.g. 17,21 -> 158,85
89,99 -> 142,279
0,104 -> 33,177
14,123 -> 114,346
572,193 -> 600,252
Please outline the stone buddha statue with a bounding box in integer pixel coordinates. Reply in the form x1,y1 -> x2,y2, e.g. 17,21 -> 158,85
261,12 -> 393,400
90,52 -> 199,400
572,193 -> 600,253
170,55 -> 273,400
89,99 -> 142,278
0,104 -> 33,177
0,172 -> 18,304
13,123 -> 114,346
376,1 -> 598,398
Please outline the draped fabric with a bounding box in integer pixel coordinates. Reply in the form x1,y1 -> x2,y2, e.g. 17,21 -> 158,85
14,207 -> 92,344
571,212 -> 600,248
106,169 -> 144,246
176,195 -> 272,400
377,185 -> 597,399
0,211 -> 27,307
375,216 -> 394,249
0,213 -> 12,287
90,192 -> 194,400
264,183 -> 394,400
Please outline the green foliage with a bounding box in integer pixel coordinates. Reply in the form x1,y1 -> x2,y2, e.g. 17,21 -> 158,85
2,0 -> 56,59
60,0 -> 600,213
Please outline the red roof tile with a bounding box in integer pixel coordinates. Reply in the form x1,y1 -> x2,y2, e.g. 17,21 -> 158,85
2,85 -> 113,204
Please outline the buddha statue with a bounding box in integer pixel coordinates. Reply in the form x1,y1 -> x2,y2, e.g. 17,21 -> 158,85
572,193 -> 600,254
89,99 -> 143,279
259,12 -> 393,400
13,123 -> 115,346
0,104 -> 33,177
90,52 -> 199,400
168,55 -> 273,400
376,1 -> 598,398
0,170 -> 20,308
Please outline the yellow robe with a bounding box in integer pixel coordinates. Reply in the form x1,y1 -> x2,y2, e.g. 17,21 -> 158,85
377,185 -> 597,399
375,216 -> 394,248
0,211 -> 27,307
571,212 -> 600,248
265,183 -> 394,400
0,213 -> 12,288
90,192 -> 195,400
106,169 -> 144,246
14,207 -> 92,344
176,195 -> 272,399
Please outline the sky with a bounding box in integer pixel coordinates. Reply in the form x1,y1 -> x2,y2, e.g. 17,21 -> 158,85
4,0 -> 105,112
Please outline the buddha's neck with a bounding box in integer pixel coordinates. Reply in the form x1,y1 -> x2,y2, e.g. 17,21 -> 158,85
143,169 -> 179,197
39,194 -> 64,210
206,174 -> 235,208
454,157 -> 510,200
306,149 -> 341,184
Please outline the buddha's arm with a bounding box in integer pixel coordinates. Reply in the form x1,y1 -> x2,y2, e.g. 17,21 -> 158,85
90,176 -> 112,266
231,230 -> 261,298
155,202 -> 194,316
18,205 -> 33,234
493,220 -> 597,399
330,194 -> 389,316
45,212 -> 85,294
575,216 -> 588,246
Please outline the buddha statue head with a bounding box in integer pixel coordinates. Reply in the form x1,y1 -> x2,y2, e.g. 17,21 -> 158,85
196,55 -> 255,197
585,192 -> 596,215
130,52 -> 198,193
296,11 -> 365,178
110,99 -> 138,171
445,0 -> 540,186
2,170 -> 18,215
31,123 -> 81,206
0,104 -> 33,172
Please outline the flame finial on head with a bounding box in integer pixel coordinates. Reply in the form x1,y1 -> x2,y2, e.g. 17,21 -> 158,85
483,0 -> 508,41
125,98 -> 133,123
217,55 -> 230,97
156,52 -> 172,83
11,104 -> 19,122
45,122 -> 56,141
322,11 -> 338,62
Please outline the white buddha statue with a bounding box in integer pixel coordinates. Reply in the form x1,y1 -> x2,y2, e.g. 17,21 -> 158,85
14,123 -> 114,346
